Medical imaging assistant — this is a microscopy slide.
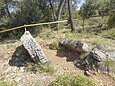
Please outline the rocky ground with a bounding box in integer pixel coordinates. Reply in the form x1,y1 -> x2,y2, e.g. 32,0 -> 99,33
0,37 -> 115,86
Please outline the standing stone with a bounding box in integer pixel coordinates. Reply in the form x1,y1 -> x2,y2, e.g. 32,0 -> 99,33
20,31 -> 48,63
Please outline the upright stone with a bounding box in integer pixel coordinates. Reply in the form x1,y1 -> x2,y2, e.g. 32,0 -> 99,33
20,31 -> 48,63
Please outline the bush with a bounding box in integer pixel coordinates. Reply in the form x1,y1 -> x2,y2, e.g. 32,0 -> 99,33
101,29 -> 115,39
39,28 -> 53,40
49,41 -> 59,50
0,80 -> 17,86
25,61 -> 57,74
101,59 -> 115,73
107,16 -> 115,28
49,72 -> 94,86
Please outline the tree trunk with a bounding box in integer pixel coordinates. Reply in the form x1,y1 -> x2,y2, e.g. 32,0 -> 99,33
67,0 -> 76,32
49,0 -> 56,21
83,17 -> 85,31
4,1 -> 11,18
57,0 -> 65,21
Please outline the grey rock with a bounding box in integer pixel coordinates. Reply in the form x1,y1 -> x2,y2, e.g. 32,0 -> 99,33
105,51 -> 115,60
91,48 -> 107,61
59,38 -> 115,62
84,71 -> 91,76
59,38 -> 115,72
20,31 -> 48,63
59,38 -> 92,53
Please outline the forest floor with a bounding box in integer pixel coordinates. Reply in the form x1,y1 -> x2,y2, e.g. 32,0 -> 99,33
0,28 -> 115,86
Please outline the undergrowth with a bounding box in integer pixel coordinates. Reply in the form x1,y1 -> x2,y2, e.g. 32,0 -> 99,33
101,58 -> 115,73
101,29 -> 115,39
0,79 -> 17,86
39,28 -> 115,48
25,61 -> 57,75
49,72 -> 94,86
49,41 -> 59,50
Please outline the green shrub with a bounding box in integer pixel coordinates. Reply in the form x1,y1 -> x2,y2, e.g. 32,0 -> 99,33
107,16 -> 115,28
49,41 -> 59,50
102,58 -> 115,73
25,61 -> 57,74
49,72 -> 94,86
101,29 -> 115,38
39,29 -> 53,40
0,80 -> 17,86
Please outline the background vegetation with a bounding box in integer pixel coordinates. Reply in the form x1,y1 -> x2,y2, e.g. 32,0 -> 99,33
0,0 -> 114,39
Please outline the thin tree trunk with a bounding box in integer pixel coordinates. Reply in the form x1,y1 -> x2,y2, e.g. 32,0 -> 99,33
4,0 -> 11,18
83,17 -> 85,31
67,0 -> 76,32
57,0 -> 65,21
49,0 -> 56,21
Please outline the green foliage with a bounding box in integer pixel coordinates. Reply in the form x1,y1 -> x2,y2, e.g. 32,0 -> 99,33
39,29 -> 53,40
98,0 -> 110,17
49,72 -> 94,86
0,0 -> 56,39
102,58 -> 115,73
79,1 -> 98,19
9,0 -> 54,27
101,29 -> 115,38
49,41 -> 59,50
25,61 -> 57,74
107,16 -> 115,28
0,79 -> 17,86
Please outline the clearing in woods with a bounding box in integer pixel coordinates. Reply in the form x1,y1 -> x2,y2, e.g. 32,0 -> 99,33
0,29 -> 115,86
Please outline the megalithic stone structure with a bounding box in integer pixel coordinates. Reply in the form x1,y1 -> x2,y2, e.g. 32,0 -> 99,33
59,38 -> 115,71
59,38 -> 93,53
20,31 -> 48,64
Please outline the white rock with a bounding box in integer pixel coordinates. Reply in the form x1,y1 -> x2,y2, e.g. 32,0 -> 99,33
13,67 -> 18,71
30,73 -> 35,76
14,77 -> 22,82
19,67 -> 25,72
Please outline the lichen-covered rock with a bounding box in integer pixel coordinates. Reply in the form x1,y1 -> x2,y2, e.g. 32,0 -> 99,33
91,48 -> 107,61
59,38 -> 94,53
59,38 -> 115,72
59,38 -> 115,60
20,31 -> 48,63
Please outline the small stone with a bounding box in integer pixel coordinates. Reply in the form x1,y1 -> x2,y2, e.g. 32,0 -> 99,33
19,67 -> 25,72
63,67 -> 67,71
84,71 -> 91,76
5,75 -> 10,78
11,73 -> 15,76
8,51 -> 11,54
13,67 -> 18,71
93,71 -> 98,75
14,77 -> 22,82
30,73 -> 35,76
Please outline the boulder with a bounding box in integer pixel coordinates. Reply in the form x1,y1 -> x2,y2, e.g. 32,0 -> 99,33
59,38 -> 115,71
59,38 -> 94,53
20,31 -> 48,63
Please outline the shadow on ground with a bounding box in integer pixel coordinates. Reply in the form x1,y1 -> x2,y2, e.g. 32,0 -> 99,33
56,47 -> 85,70
56,48 -> 79,62
9,45 -> 33,67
